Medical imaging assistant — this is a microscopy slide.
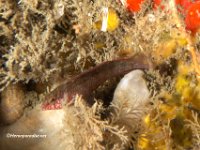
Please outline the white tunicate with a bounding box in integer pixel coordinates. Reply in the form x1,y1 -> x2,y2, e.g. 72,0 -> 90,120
54,2 -> 65,20
112,70 -> 150,108
101,7 -> 109,32
119,0 -> 127,7
147,14 -> 156,23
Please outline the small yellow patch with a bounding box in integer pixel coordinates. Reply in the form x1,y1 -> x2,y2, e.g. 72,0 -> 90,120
107,9 -> 120,32
144,114 -> 150,126
94,8 -> 119,32
138,134 -> 150,149
153,32 -> 187,64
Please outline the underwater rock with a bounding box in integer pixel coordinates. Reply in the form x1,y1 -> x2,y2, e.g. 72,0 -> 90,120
0,106 -> 66,150
0,83 -> 25,125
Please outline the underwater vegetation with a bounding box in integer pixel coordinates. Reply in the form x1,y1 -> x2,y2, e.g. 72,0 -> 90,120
0,0 -> 200,149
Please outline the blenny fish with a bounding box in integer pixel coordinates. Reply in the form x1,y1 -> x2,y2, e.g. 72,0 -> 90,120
43,54 -> 153,110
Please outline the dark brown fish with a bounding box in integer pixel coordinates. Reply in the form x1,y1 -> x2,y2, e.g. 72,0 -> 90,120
45,54 -> 153,107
